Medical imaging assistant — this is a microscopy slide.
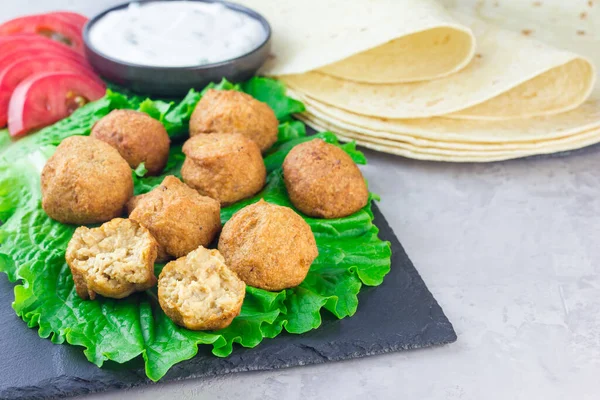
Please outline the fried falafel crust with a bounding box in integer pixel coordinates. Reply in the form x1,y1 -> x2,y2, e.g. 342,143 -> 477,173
41,136 -> 133,225
218,199 -> 318,291
128,176 -> 221,260
66,218 -> 158,300
181,133 -> 266,205
91,109 -> 170,175
189,89 -> 278,152
283,139 -> 369,219
158,246 -> 245,331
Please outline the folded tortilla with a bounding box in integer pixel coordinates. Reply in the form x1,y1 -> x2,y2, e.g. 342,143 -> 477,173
279,14 -> 595,120
238,0 -> 476,82
302,115 -> 600,162
299,113 -> 600,153
288,89 -> 600,144
440,0 -> 599,71
244,0 -> 600,161
334,136 -> 600,162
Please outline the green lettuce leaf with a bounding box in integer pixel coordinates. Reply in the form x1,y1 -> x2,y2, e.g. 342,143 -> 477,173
242,77 -> 305,121
264,131 -> 367,174
0,129 -> 10,152
0,77 -> 391,381
134,162 -> 148,178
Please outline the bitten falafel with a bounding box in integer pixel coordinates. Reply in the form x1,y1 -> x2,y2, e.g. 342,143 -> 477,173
189,89 -> 279,152
218,200 -> 318,291
66,218 -> 158,300
128,176 -> 221,260
41,136 -> 133,225
158,246 -> 245,331
91,109 -> 170,175
181,133 -> 266,205
283,139 -> 369,219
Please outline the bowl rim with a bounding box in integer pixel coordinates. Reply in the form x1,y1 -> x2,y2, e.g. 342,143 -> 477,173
83,0 -> 272,71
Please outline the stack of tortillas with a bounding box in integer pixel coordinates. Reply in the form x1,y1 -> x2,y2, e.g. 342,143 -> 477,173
239,0 -> 600,162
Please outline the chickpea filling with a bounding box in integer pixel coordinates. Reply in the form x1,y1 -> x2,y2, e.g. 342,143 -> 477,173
159,247 -> 245,329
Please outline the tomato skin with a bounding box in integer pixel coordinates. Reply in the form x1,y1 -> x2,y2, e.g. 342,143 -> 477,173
0,42 -> 90,70
0,56 -> 98,127
48,12 -> 88,31
8,72 -> 106,137
0,12 -> 100,135
0,33 -> 78,54
0,14 -> 84,54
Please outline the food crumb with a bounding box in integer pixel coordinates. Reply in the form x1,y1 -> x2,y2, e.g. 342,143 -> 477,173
532,1 -> 542,6
589,0 -> 594,7
580,11 -> 588,19
577,30 -> 586,35
475,53 -> 483,58
492,1 -> 499,7
521,29 -> 533,36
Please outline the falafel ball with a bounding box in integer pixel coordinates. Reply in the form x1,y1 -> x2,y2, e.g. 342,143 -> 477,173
41,136 -> 133,225
218,199 -> 318,291
283,139 -> 369,219
91,109 -> 170,175
158,246 -> 245,331
189,89 -> 279,152
181,133 -> 266,205
128,175 -> 221,260
66,218 -> 158,300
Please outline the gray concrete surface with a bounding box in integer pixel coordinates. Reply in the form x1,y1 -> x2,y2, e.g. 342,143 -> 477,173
5,1 -> 600,399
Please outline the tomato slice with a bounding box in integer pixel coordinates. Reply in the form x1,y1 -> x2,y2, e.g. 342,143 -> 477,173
0,48 -> 89,72
0,14 -> 84,54
0,34 -> 82,61
8,72 -> 106,137
0,55 -> 98,128
49,12 -> 88,32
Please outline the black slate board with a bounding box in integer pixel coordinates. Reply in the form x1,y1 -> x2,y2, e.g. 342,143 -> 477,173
0,205 -> 456,399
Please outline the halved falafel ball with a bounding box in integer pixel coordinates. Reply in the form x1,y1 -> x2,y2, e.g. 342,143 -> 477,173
283,139 -> 369,219
158,246 -> 245,331
218,200 -> 318,291
189,89 -> 278,152
128,176 -> 221,260
91,109 -> 170,175
181,133 -> 266,205
41,136 -> 133,225
66,218 -> 158,300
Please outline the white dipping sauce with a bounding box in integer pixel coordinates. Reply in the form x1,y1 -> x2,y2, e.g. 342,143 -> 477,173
89,1 -> 267,67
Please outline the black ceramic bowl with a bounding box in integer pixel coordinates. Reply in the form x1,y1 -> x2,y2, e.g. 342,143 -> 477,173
83,0 -> 272,97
